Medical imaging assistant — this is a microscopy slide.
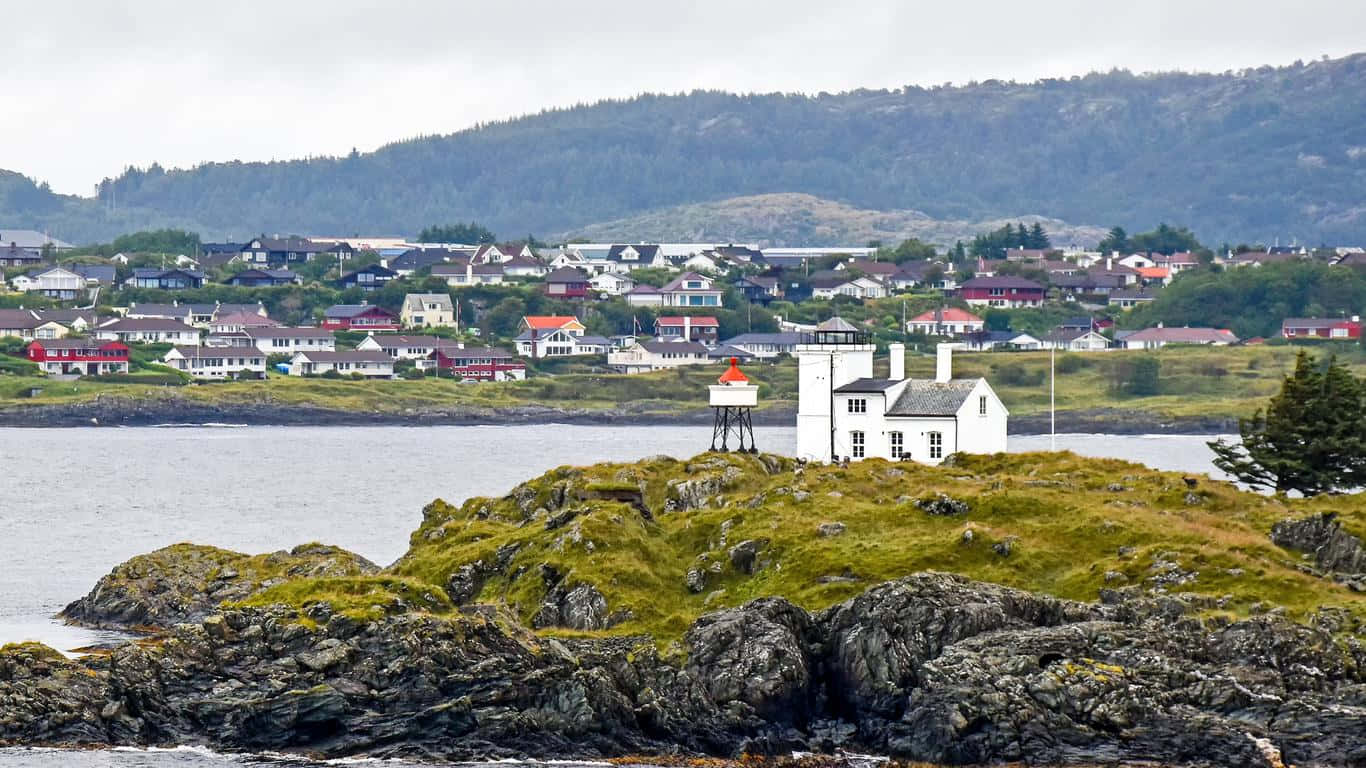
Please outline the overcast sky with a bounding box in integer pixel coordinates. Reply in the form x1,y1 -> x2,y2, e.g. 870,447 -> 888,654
5,0 -> 1365,195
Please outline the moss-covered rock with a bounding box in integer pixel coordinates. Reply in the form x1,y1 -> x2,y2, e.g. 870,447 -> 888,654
61,542 -> 378,630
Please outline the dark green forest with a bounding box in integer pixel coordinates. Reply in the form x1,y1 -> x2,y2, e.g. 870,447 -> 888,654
2,54 -> 1364,244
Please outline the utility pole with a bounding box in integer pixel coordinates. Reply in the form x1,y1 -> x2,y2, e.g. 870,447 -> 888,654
1050,345 -> 1056,452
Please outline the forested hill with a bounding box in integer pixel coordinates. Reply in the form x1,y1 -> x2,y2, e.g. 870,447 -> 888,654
4,53 -> 1366,244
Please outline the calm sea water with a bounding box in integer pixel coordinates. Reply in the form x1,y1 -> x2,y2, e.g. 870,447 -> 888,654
0,426 -> 1229,767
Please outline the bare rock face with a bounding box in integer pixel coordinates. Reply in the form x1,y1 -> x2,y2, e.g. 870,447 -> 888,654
8,570 -> 1366,767
1271,512 -> 1366,575
59,543 -> 378,630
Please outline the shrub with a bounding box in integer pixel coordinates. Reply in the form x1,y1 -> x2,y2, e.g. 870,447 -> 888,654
991,362 -> 1045,387
1056,354 -> 1088,374
401,368 -> 425,380
320,369 -> 343,379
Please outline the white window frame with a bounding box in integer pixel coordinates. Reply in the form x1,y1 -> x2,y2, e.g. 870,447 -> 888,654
847,398 -> 867,414
889,431 -> 904,458
851,430 -> 865,459
928,431 -> 943,460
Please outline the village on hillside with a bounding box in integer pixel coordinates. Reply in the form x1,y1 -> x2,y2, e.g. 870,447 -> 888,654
1,226 -> 1364,385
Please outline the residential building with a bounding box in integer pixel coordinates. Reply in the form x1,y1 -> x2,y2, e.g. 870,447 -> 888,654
288,350 -> 395,378
1108,289 -> 1159,309
624,284 -> 664,306
71,264 -> 116,286
1281,317 -> 1363,340
795,330 -> 1007,465
240,236 -> 353,266
1041,329 -> 1112,351
735,275 -> 782,303
428,345 -> 527,381
1122,327 -> 1239,349
432,261 -> 505,286
386,248 -> 455,275
32,309 -> 97,333
654,316 -> 719,344
608,340 -> 710,373
0,244 -> 42,268
125,303 -> 194,324
590,272 -> 636,296
224,269 -> 299,287
958,276 -> 1045,308
242,327 -> 336,354
322,304 -> 400,331
27,339 -> 130,375
95,317 -> 200,345
1153,252 -> 1201,274
719,332 -> 805,359
907,308 -> 984,337
515,315 -> 585,358
400,293 -> 456,329
0,309 -> 67,340
1135,266 -> 1172,286
356,334 -> 448,360
338,264 -> 397,292
0,229 -> 73,256
661,272 -> 724,307
10,266 -> 84,299
127,268 -> 206,290
501,254 -> 548,278
962,330 -> 1043,351
708,344 -> 758,363
544,267 -> 590,298
209,312 -> 281,336
809,270 -> 889,300
162,346 -> 267,380
602,244 -> 669,272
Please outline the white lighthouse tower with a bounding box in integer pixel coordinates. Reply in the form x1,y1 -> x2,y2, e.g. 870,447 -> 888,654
709,357 -> 759,453
795,316 -> 875,462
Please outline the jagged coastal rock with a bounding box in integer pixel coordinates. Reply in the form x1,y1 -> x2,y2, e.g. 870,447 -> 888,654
5,452 -> 1366,766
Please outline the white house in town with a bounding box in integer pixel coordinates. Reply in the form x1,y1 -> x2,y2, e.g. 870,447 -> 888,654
795,318 -> 1007,465
356,334 -> 451,360
241,327 -> 336,354
95,318 -> 200,345
162,346 -> 267,380
288,350 -> 395,378
607,340 -> 710,374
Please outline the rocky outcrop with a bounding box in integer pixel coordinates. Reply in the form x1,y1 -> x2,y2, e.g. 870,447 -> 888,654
1271,512 -> 1366,576
7,572 -> 1366,766
60,543 -> 378,630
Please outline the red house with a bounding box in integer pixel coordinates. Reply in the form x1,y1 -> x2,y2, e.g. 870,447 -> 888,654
958,276 -> 1045,308
322,304 -> 400,331
1281,316 -> 1362,340
27,339 -> 131,375
430,346 -> 527,381
544,267 -> 590,299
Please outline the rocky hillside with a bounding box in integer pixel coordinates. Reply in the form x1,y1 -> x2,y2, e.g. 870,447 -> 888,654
5,451 -> 1366,765
3,54 -> 1365,243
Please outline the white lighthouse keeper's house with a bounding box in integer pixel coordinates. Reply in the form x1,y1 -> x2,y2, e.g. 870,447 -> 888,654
795,318 -> 1007,464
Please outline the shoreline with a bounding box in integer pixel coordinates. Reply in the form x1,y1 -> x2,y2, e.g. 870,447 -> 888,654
0,398 -> 1238,434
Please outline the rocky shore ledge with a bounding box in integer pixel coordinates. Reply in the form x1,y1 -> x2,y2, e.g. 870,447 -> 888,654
0,575 -> 1359,765
4,452 -> 1362,766
0,396 -> 1234,434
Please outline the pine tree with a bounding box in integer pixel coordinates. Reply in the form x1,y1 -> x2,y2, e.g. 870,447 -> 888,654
1028,222 -> 1050,249
1209,352 -> 1366,495
1098,226 -> 1128,253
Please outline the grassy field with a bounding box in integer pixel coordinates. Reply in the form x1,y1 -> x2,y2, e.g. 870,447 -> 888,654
0,343 -> 1357,423
224,450 -> 1366,645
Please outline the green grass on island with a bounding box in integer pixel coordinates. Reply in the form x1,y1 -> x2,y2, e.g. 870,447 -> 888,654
2,343 -> 1362,423
211,450 -> 1366,646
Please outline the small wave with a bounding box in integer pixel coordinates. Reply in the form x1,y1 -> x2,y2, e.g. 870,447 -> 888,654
150,423 -> 251,429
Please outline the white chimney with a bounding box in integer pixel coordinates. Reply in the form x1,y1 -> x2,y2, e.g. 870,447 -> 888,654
889,343 -> 905,381
935,343 -> 955,383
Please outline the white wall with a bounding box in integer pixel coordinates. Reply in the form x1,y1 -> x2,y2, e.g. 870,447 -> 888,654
796,344 -> 874,462
952,379 -> 1009,455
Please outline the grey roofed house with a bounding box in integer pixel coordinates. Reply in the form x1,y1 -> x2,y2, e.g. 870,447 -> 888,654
216,303 -> 269,317
402,293 -> 454,313
637,340 -> 709,355
292,350 -> 392,363
126,303 -> 191,319
721,332 -> 806,346
0,309 -> 42,330
98,317 -> 199,332
707,344 -> 757,360
71,264 -> 116,285
0,229 -> 74,251
544,266 -> 590,282
244,326 -> 333,339
168,345 -> 265,359
606,244 -> 661,262
33,308 -> 100,326
886,379 -> 980,416
440,346 -> 513,360
325,304 -> 390,319
1108,288 -> 1158,302
387,249 -> 454,272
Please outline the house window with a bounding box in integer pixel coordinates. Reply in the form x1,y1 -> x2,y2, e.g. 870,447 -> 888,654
979,395 -> 988,416
847,398 -> 867,414
928,431 -> 943,460
851,431 -> 865,458
889,431 -> 904,458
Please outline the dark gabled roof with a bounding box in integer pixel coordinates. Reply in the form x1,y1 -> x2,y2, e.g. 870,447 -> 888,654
216,303 -> 268,316
638,340 -> 709,355
126,303 -> 189,317
130,267 -> 205,279
961,276 -> 1044,290
1108,289 -> 1158,300
245,326 -> 334,339
1283,317 -> 1356,328
544,266 -> 589,282
340,265 -> 397,280
30,338 -> 126,350
661,272 -> 715,292
32,309 -> 99,325
365,334 -> 444,347
434,345 -> 513,360
886,379 -> 979,416
71,264 -> 116,283
606,244 -> 661,261
388,249 -> 452,271
168,345 -> 265,359
0,309 -> 41,329
834,378 -> 902,393
576,335 -> 612,347
708,344 -> 756,359
721,332 -> 805,346
247,236 -> 330,253
100,317 -> 199,332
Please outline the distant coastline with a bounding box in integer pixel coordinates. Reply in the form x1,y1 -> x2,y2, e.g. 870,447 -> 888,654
0,397 -> 1236,434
